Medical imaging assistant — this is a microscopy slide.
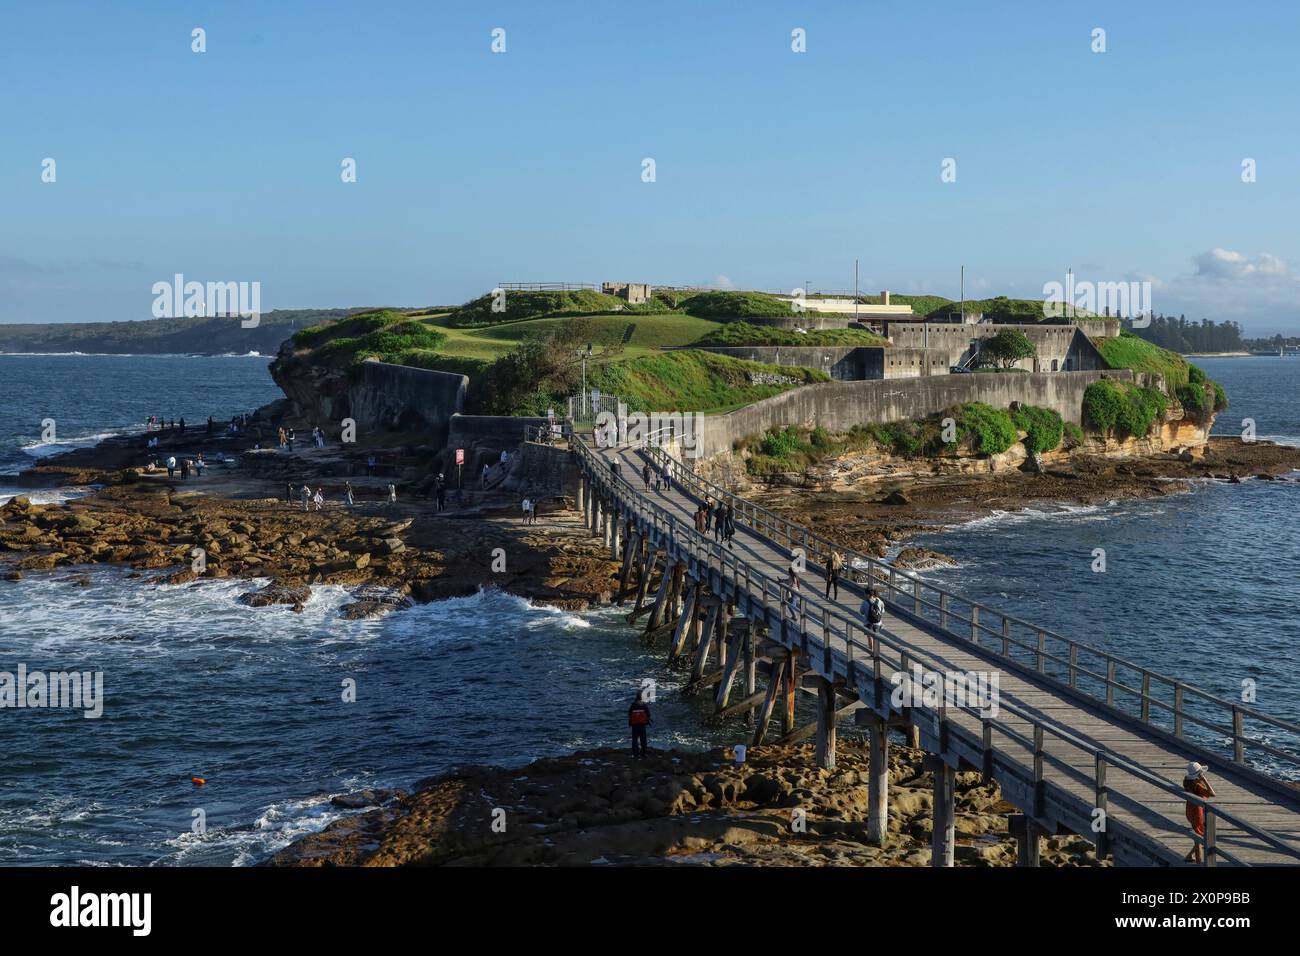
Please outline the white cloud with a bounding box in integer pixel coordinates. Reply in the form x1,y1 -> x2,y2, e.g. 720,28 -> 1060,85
1193,248 -> 1288,280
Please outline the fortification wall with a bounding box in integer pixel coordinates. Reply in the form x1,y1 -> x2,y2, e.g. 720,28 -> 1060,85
696,369 -> 1137,459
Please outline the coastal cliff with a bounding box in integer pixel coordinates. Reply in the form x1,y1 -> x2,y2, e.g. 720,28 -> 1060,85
269,339 -> 467,440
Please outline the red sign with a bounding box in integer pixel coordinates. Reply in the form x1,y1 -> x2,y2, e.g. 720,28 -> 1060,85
455,448 -> 465,466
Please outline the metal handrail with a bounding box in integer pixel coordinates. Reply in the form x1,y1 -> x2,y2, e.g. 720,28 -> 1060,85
610,435 -> 1300,775
573,435 -> 1300,866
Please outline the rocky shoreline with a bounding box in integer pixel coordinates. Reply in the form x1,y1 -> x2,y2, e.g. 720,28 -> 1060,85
265,742 -> 1103,867
752,436 -> 1300,560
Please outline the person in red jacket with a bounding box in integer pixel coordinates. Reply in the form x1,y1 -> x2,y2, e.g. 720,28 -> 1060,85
628,692 -> 652,759
1183,761 -> 1217,863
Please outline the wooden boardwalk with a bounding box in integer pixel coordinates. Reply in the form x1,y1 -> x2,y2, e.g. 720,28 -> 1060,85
570,433 -> 1300,866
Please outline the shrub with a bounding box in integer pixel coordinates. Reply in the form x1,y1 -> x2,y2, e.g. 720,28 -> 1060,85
1012,405 -> 1064,455
1176,382 -> 1208,415
810,425 -> 833,449
1064,422 -> 1085,445
954,403 -> 1018,455
760,426 -> 808,459
1083,380 -> 1125,433
1212,381 -> 1228,411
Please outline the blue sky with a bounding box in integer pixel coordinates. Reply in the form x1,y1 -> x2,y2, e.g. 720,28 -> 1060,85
3,0 -> 1298,333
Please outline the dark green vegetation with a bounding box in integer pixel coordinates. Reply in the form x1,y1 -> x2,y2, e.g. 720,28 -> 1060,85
691,322 -> 887,347
1011,405 -> 1065,456
291,310 -> 448,369
1128,314 -> 1245,354
739,402 -> 1064,475
980,328 -> 1037,368
1082,380 -> 1170,439
0,309 -> 351,355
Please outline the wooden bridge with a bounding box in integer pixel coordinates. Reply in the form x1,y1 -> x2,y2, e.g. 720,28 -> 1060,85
566,430 -> 1300,867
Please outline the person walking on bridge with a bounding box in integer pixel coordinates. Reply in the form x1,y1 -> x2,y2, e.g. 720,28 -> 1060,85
703,498 -> 713,534
693,503 -> 707,535
723,502 -> 736,548
628,691 -> 652,759
642,462 -> 652,489
861,588 -> 885,635
1183,762 -> 1217,863
825,550 -> 844,600
712,500 -> 726,543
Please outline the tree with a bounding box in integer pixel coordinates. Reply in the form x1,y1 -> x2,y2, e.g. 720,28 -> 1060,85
981,329 -> 1036,369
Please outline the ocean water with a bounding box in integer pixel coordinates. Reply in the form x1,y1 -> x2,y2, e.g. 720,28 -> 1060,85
0,353 -> 284,478
907,356 -> 1300,774
1,353 -> 1298,864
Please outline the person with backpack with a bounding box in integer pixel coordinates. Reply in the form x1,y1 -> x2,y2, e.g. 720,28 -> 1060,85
861,588 -> 885,634
628,691 -> 652,759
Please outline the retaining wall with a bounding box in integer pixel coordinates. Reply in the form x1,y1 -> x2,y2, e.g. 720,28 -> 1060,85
697,369 -> 1138,459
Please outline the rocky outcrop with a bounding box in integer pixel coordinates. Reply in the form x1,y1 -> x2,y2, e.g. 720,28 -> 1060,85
269,342 -> 466,439
265,742 -> 1104,867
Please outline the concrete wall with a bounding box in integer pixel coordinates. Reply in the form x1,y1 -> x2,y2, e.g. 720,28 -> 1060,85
446,414 -> 549,454
692,346 -> 867,380
349,360 -> 467,446
695,369 -> 1137,459
875,323 -> 1107,373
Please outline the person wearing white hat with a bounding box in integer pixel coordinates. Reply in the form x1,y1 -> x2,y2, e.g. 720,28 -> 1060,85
1182,761 -> 1217,863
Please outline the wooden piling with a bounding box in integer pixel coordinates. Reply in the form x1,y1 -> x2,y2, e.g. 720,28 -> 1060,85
924,755 -> 955,867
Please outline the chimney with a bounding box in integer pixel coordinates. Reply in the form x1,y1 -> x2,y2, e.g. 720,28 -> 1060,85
881,290 -> 890,305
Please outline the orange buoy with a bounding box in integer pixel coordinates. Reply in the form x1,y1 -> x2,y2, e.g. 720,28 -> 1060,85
192,776 -> 206,786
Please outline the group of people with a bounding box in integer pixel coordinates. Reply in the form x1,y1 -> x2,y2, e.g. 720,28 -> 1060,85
146,416 -> 186,433
158,453 -> 205,479
286,480 -> 396,510
520,496 -> 539,524
691,497 -> 736,548
640,460 -> 672,493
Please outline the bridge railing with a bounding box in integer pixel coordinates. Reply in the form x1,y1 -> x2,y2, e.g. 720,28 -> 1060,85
574,434 -> 1300,866
603,430 -> 1300,780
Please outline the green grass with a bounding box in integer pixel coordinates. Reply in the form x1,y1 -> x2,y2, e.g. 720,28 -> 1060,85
679,291 -> 798,319
690,321 -> 888,347
446,290 -> 630,328
588,350 -> 829,413
1083,379 -> 1169,438
1094,332 -> 1194,389
292,310 -> 450,368
419,311 -> 721,363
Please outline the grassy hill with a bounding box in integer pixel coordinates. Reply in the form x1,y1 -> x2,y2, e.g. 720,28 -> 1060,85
677,290 -> 797,319
590,351 -> 829,414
